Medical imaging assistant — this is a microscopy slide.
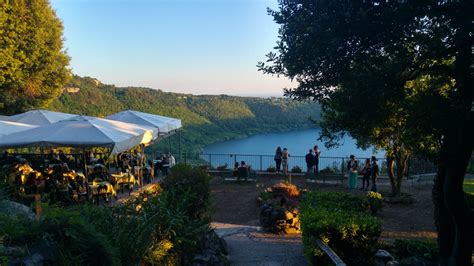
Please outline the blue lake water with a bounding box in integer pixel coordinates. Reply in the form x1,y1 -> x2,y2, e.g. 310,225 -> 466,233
202,128 -> 384,171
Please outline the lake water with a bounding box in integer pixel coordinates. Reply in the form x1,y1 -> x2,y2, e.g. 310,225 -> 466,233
202,128 -> 384,171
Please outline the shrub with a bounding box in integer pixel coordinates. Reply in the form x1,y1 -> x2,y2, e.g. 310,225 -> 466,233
291,165 -> 302,173
300,192 -> 381,265
161,164 -> 211,219
367,191 -> 383,214
1,206 -> 119,265
390,238 -> 438,262
267,165 -> 276,172
319,166 -> 336,174
303,191 -> 368,212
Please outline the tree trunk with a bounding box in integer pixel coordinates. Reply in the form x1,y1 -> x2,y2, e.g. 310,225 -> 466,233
395,153 -> 410,194
435,128 -> 473,265
386,155 -> 397,194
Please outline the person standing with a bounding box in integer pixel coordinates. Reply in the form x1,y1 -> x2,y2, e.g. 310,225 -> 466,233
370,156 -> 379,192
360,158 -> 371,190
281,148 -> 289,176
313,145 -> 321,175
347,155 -> 358,189
274,147 -> 283,174
305,149 -> 316,177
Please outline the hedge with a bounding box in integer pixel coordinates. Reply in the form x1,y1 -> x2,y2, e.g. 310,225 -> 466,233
300,192 -> 382,265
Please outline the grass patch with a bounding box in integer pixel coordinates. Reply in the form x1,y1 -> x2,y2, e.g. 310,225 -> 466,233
463,179 -> 474,195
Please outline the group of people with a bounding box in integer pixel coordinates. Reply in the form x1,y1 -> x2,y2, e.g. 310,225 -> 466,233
232,161 -> 250,181
273,147 -> 291,175
274,145 -> 321,176
305,145 -> 321,175
347,155 -> 379,191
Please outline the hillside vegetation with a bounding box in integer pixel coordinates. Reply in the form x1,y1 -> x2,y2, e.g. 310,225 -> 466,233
50,76 -> 321,153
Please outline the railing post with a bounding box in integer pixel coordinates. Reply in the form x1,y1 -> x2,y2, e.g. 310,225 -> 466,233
341,157 -> 344,174
209,154 -> 212,168
260,155 -> 263,171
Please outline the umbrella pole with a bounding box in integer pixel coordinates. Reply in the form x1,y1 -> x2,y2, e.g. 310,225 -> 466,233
82,148 -> 87,179
40,146 -> 45,168
178,130 -> 181,164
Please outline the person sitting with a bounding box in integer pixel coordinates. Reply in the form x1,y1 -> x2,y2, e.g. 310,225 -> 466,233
232,162 -> 239,177
237,161 -> 249,181
59,150 -> 69,164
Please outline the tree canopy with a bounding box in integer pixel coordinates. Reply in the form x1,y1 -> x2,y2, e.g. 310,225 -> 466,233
259,0 -> 473,264
0,0 -> 70,115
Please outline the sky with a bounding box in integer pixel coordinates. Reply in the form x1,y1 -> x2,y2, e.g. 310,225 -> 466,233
50,0 -> 293,96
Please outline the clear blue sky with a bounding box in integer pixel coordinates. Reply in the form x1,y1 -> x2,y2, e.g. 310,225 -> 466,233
50,0 -> 292,96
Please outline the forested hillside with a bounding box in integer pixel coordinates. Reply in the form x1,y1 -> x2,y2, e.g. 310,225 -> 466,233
50,76 -> 321,153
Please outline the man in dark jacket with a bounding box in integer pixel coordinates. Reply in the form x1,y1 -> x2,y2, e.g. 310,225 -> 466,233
305,149 -> 316,176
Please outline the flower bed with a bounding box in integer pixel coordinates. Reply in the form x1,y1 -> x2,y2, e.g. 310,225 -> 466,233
258,182 -> 303,234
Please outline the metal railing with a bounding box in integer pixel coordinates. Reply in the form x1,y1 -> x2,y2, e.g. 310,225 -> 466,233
173,153 -> 440,177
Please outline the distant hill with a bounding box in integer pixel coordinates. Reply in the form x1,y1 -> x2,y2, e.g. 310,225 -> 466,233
50,75 -> 321,154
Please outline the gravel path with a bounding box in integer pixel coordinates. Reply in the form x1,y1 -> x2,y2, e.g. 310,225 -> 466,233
212,222 -> 308,266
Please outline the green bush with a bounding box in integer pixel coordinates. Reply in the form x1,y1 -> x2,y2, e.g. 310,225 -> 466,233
300,192 -> 381,265
1,164 -> 214,265
303,191 -> 368,212
1,206 -> 119,265
161,163 -> 211,219
291,165 -> 303,173
367,191 -> 383,214
391,238 -> 438,262
267,165 -> 276,172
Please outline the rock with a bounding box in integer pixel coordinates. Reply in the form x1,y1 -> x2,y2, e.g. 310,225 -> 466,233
193,253 -> 211,263
0,200 -> 35,220
374,249 -> 394,262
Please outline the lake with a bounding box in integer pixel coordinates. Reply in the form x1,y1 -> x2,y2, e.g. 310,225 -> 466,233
201,128 -> 384,171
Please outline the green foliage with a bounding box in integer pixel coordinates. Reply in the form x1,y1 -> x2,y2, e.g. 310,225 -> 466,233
464,179 -> 474,196
300,192 -> 381,265
390,239 -> 438,262
50,75 -> 321,153
0,0 -> 70,115
367,191 -> 383,214
291,165 -> 302,173
1,164 -> 214,265
266,165 -> 276,172
0,206 -> 119,265
161,164 -> 211,220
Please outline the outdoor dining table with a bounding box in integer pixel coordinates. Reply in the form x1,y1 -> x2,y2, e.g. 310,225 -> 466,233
111,172 -> 136,194
88,180 -> 116,199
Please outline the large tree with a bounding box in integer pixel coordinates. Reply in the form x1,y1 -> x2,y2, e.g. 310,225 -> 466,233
259,0 -> 473,264
0,0 -> 70,115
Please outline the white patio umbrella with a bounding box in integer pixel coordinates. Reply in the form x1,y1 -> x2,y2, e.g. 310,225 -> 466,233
106,110 -> 182,135
7,109 -> 76,125
0,116 -> 155,154
0,120 -> 38,137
